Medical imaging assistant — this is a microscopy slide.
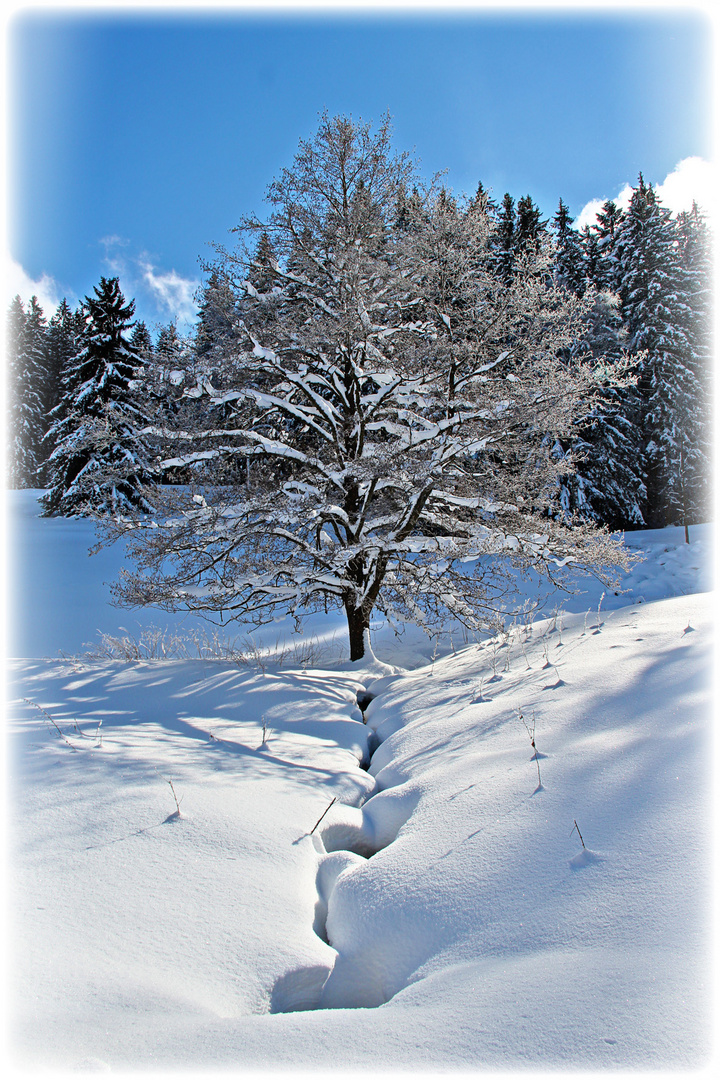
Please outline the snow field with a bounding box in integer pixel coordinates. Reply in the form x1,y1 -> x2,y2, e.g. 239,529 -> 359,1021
10,590 -> 712,1069
7,661 -> 374,1065
4,491 -> 715,1070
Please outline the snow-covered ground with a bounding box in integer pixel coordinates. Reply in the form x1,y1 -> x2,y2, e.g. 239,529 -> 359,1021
3,490 -> 716,1072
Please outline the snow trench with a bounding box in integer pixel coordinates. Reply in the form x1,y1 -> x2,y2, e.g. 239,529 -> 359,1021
269,685 -> 418,1013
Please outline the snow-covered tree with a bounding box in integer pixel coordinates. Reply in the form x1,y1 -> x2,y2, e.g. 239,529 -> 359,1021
153,320 -> 181,364
41,277 -> 155,517
492,192 -> 517,282
589,199 -> 624,291
550,291 -> 646,529
130,320 -> 154,359
580,224 -> 602,289
106,114 -> 631,660
552,199 -> 585,295
45,299 -> 82,416
5,295 -> 47,487
548,203 -> 646,529
615,176 -> 707,529
515,194 -> 547,254
194,267 -> 238,362
674,202 -> 713,526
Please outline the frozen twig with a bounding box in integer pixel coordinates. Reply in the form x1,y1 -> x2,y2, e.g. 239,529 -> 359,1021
23,698 -> 78,751
167,778 -> 183,816
310,796 -> 337,835
518,709 -> 543,789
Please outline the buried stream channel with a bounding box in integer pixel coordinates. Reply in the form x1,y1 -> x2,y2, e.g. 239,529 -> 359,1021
269,687 -> 418,1013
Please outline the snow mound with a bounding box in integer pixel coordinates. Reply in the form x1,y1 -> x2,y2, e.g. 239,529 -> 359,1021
569,847 -> 603,869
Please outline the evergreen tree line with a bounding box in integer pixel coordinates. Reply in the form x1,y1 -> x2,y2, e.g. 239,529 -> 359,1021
5,172 -> 712,531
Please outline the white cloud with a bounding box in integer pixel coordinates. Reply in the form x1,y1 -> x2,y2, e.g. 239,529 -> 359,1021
140,261 -> 200,326
3,245 -> 200,333
574,198 -> 606,232
655,157 -> 716,218
100,235 -> 131,279
576,157 -> 715,231
3,256 -> 66,315
614,183 -> 634,212
100,234 -> 130,251
98,238 -> 200,330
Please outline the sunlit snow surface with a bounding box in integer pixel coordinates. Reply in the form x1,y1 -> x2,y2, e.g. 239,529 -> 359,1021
4,490 -> 715,1070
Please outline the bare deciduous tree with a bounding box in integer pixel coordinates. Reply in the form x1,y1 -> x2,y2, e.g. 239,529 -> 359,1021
105,114 -> 633,660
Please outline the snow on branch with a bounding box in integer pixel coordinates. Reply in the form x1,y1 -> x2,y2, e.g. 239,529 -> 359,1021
102,114 -> 635,660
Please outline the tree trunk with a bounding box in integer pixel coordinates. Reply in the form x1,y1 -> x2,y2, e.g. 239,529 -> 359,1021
345,603 -> 370,662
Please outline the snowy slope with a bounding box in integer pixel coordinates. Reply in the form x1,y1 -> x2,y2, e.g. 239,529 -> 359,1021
4,490 -> 716,1072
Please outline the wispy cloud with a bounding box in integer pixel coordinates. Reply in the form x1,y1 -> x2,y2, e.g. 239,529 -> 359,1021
99,235 -> 131,278
140,261 -> 200,326
576,157 -> 715,230
98,237 -> 199,331
4,257 -> 67,315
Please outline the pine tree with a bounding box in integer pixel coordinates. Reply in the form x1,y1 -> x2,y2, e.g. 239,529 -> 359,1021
515,194 -> 547,255
548,199 -> 645,528
130,320 -> 154,359
552,291 -> 646,529
194,268 -> 237,362
42,299 -> 84,478
674,202 -> 713,525
590,199 -> 624,290
469,180 -> 497,218
45,300 -> 81,417
580,225 -> 602,289
493,192 -> 516,281
154,320 -> 183,364
246,231 -> 278,294
552,199 -> 585,295
5,295 -> 47,487
41,277 -> 155,517
615,176 -> 703,529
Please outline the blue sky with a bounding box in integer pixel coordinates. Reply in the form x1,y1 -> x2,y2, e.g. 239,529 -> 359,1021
5,5 -> 715,334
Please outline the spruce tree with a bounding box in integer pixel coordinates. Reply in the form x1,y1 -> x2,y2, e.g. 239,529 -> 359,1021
515,194 -> 546,255
552,199 -> 585,295
194,268 -> 237,362
580,225 -> 602,289
41,277 -> 155,517
46,300 -> 81,418
674,202 -> 713,525
5,295 -> 47,487
615,176 -> 703,528
43,299 -> 84,477
130,320 -> 154,359
590,199 -> 624,290
155,321 -> 184,364
493,192 -> 517,282
552,292 -> 646,529
469,180 -> 497,218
